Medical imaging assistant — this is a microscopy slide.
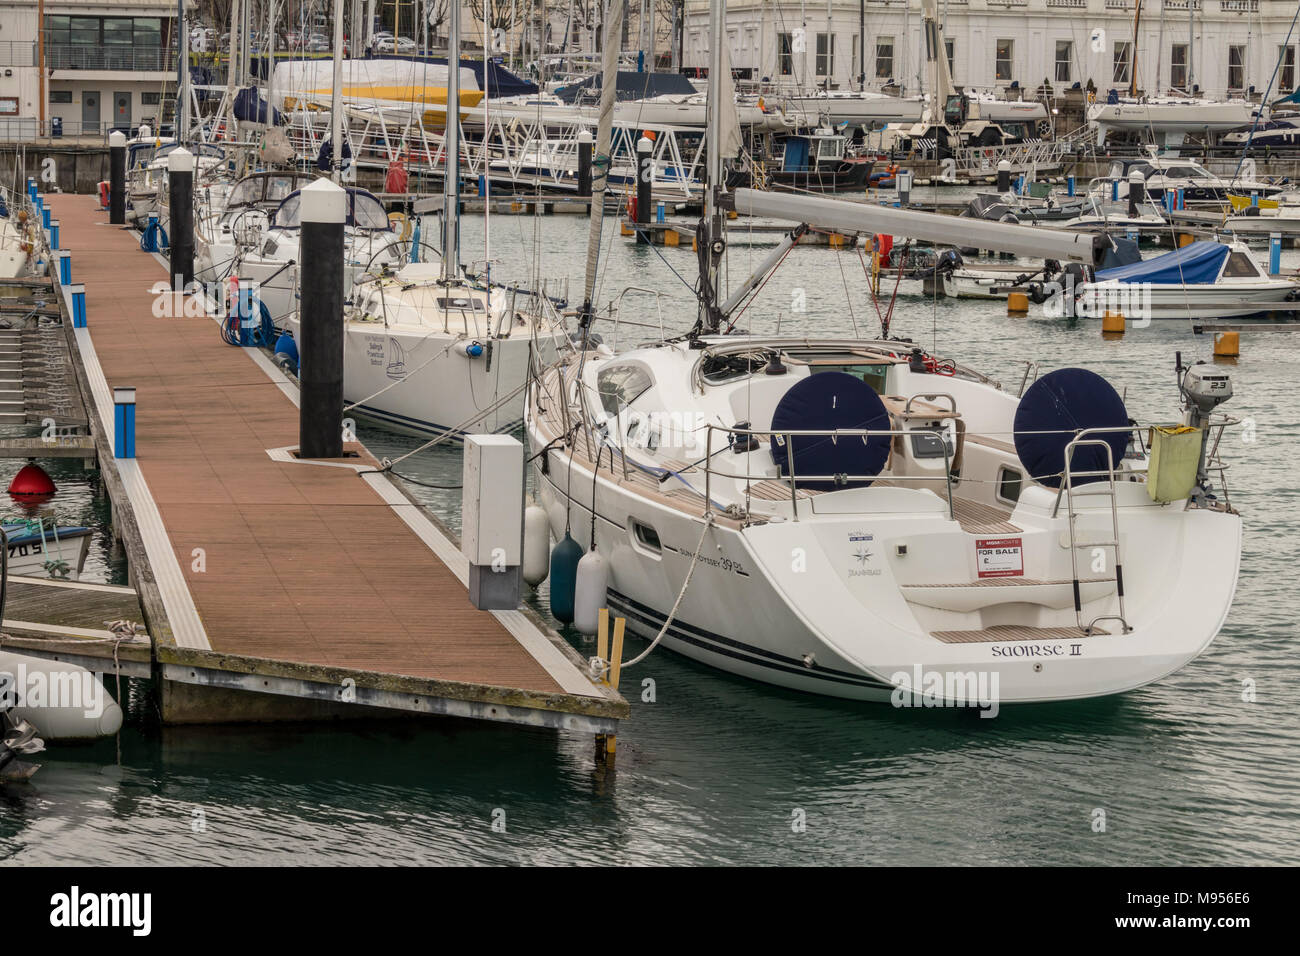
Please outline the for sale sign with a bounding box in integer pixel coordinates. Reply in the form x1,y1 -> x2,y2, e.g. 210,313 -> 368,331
976,537 -> 1023,578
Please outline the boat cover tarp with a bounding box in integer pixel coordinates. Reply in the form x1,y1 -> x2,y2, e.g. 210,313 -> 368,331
1094,240 -> 1228,285
1013,368 -> 1130,488
1098,236 -> 1142,270
554,71 -> 697,103
769,372 -> 891,490
234,86 -> 282,125
259,55 -> 535,98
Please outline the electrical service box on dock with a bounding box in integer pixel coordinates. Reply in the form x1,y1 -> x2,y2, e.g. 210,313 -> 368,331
462,434 -> 524,610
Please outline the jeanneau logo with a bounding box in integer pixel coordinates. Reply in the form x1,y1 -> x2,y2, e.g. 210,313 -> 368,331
49,886 -> 151,936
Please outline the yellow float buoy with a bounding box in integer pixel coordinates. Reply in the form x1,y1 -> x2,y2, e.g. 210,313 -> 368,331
1213,330 -> 1240,358
1102,310 -> 1126,334
1007,292 -> 1030,314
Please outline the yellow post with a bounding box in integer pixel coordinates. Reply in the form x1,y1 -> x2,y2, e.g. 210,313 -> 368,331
1213,330 -> 1240,358
595,609 -> 610,757
621,221 -> 634,237
605,616 -> 626,762
1102,311 -> 1126,335
1177,233 -> 1195,248
664,228 -> 680,247
1007,292 -> 1030,314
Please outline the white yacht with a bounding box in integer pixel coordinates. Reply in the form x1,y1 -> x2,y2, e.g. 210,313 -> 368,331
1087,96 -> 1256,149
0,188 -> 34,279
194,169 -> 316,284
526,335 -> 1241,704
233,186 -> 406,325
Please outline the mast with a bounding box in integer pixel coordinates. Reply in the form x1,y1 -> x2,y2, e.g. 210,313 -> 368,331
700,0 -> 725,332
178,0 -> 190,140
858,0 -> 865,91
331,0 -> 344,183
441,0 -> 462,281
266,0 -> 275,134
1129,0 -> 1142,98
579,0 -> 626,327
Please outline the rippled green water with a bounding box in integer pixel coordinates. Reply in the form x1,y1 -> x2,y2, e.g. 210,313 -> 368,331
3,205 -> 1299,865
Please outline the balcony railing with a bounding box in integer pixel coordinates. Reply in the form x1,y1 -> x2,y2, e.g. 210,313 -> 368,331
1221,0 -> 1258,10
1047,0 -> 1087,7
45,44 -> 177,72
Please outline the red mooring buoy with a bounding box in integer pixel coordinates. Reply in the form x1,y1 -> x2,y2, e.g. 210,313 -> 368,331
8,463 -> 56,505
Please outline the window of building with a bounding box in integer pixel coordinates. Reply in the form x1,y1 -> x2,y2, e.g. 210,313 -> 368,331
104,19 -> 133,45
1055,40 -> 1072,83
777,32 -> 793,76
1113,41 -> 1132,85
995,39 -> 1013,82
1281,45 -> 1296,92
134,18 -> 162,47
70,16 -> 100,46
1228,44 -> 1246,91
1171,43 -> 1188,89
876,37 -> 894,79
50,90 -> 73,104
45,16 -> 71,45
816,33 -> 833,77
142,91 -> 160,105
945,39 -> 955,77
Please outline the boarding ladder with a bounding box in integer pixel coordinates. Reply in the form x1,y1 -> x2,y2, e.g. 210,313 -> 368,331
1057,435 -> 1131,635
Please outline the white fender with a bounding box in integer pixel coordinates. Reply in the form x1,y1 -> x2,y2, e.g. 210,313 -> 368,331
0,650 -> 124,740
573,550 -> 609,636
523,503 -> 551,587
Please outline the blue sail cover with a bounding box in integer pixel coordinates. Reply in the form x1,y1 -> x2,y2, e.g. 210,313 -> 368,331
1094,240 -> 1228,285
555,71 -> 697,103
1013,368 -> 1129,488
769,372 -> 891,490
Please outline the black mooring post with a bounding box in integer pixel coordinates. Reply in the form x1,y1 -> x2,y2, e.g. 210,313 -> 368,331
298,179 -> 345,460
577,128 -> 593,199
996,159 -> 1011,193
109,129 -> 126,225
1127,171 -> 1142,219
636,134 -> 653,245
167,147 -> 195,290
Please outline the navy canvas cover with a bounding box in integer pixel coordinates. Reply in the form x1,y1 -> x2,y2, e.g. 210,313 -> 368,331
769,372 -> 892,490
1013,368 -> 1130,488
1094,240 -> 1228,285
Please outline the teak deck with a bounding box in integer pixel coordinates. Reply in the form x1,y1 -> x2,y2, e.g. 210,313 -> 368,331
43,194 -> 624,733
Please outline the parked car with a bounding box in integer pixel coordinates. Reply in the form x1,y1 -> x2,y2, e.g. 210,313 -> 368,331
374,35 -> 416,54
305,34 -> 330,52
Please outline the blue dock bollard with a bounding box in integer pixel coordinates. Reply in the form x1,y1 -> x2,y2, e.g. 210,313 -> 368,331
56,250 -> 71,285
1111,179 -> 1119,202
1067,175 -> 1075,197
478,175 -> 486,198
1269,232 -> 1282,276
113,387 -> 136,459
68,283 -> 86,327
656,201 -> 665,223
27,178 -> 36,201
1176,187 -> 1185,211
1251,191 -> 1259,207
49,219 -> 59,250
41,205 -> 51,230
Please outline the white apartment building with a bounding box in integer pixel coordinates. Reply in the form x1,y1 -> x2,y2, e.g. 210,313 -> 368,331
682,0 -> 1299,100
0,0 -> 180,139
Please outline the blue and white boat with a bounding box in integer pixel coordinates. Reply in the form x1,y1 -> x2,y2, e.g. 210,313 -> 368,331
2,520 -> 93,580
1073,240 -> 1300,320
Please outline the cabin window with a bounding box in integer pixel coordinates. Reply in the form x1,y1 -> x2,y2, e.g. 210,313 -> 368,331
1282,46 -> 1297,93
1055,41 -> 1072,84
632,522 -> 662,555
1171,43 -> 1188,90
816,34 -> 834,77
1228,45 -> 1246,92
875,38 -> 894,80
1113,42 -> 1132,86
1221,252 -> 1260,278
777,33 -> 793,76
995,40 -> 1013,82
596,364 -> 653,416
997,467 -> 1023,504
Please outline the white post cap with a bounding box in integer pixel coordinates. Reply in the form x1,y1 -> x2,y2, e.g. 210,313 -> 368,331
67,282 -> 85,293
300,177 -> 347,224
997,160 -> 1011,171
109,130 -> 127,148
578,128 -> 593,143
113,386 -> 137,405
50,219 -> 60,227
637,135 -> 653,153
1128,169 -> 1146,182
168,146 -> 195,173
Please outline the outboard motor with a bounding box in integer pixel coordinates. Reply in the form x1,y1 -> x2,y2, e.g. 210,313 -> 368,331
1178,356 -> 1233,502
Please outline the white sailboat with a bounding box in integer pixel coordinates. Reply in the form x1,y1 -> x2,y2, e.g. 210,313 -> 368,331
522,0 -> 1243,707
